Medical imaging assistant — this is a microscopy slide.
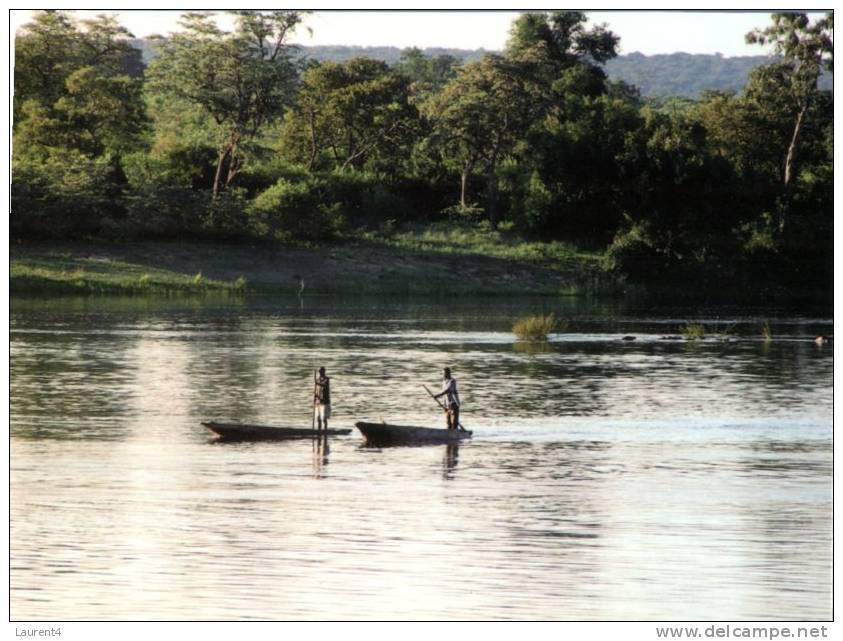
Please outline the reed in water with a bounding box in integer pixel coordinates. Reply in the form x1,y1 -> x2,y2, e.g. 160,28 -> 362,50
513,313 -> 558,341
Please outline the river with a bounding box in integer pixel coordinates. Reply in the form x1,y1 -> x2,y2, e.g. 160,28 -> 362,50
10,295 -> 833,620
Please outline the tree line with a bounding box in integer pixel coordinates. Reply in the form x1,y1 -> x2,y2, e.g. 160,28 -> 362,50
12,10 -> 833,293
135,41 -> 817,99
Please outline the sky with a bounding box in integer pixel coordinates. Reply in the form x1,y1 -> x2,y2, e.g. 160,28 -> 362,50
9,7 -> 831,57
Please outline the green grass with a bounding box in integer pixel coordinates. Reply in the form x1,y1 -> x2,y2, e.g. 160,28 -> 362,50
10,225 -> 615,298
513,313 -> 561,341
366,222 -> 604,270
353,222 -> 614,296
10,255 -> 248,296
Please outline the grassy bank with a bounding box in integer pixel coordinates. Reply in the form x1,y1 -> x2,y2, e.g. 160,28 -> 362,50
11,252 -> 247,295
10,224 -> 613,297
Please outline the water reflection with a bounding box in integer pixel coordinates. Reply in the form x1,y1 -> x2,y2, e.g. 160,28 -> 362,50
312,433 -> 331,478
9,295 -> 832,620
442,444 -> 459,479
512,341 -> 553,355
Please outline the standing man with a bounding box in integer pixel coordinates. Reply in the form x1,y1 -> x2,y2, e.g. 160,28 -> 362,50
314,366 -> 331,431
433,367 -> 461,430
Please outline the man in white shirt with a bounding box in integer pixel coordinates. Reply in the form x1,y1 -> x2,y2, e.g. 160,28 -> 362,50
433,367 -> 461,430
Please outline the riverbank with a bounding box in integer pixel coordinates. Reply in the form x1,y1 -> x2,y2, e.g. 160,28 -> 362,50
10,225 -> 611,297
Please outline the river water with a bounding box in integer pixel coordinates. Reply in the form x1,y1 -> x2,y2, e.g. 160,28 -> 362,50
10,295 -> 832,621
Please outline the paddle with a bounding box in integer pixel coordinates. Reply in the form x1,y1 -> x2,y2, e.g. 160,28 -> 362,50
423,384 -> 467,431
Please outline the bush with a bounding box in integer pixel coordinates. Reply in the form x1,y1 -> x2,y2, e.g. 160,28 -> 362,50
123,146 -> 217,192
238,158 -> 312,196
203,188 -> 251,239
11,147 -> 114,237
362,184 -> 412,224
441,202 -> 485,221
681,323 -> 706,340
501,166 -> 553,232
249,177 -> 346,241
513,313 -> 560,341
125,184 -> 210,236
605,221 -> 670,282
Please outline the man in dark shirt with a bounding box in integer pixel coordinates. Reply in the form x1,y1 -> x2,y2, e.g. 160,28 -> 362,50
314,366 -> 331,430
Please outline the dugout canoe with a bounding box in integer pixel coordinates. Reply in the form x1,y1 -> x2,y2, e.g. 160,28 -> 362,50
355,421 -> 473,446
203,421 -> 351,441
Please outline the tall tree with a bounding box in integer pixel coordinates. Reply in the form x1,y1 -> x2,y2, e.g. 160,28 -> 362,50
147,11 -> 305,196
14,11 -> 144,126
506,11 -> 619,71
496,11 -> 622,239
746,12 -> 833,193
282,58 -> 417,172
13,11 -> 149,236
424,52 -> 549,226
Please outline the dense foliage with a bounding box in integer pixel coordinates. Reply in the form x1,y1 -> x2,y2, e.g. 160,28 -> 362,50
12,10 -> 834,297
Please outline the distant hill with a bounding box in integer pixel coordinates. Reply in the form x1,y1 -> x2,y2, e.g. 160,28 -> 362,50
605,51 -> 832,97
300,44 -> 489,66
129,40 -> 832,99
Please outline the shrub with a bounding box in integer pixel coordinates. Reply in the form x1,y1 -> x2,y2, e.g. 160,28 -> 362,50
513,313 -> 559,341
123,147 -> 216,191
605,221 -> 667,281
124,184 -> 210,236
501,167 -> 553,232
441,202 -> 485,221
249,177 -> 345,241
238,158 -> 311,196
203,188 -> 251,239
11,147 -> 114,237
681,323 -> 706,340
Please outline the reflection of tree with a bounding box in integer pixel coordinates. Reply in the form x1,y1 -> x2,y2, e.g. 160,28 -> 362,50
732,438 -> 831,619
736,341 -> 833,411
11,323 -> 136,440
12,296 -> 833,444
184,314 -> 269,423
444,441 -> 610,591
469,342 -> 613,418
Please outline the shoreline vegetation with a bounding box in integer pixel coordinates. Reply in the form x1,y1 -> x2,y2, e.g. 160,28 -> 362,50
10,225 -> 610,297
11,12 -> 832,305
10,225 -> 832,306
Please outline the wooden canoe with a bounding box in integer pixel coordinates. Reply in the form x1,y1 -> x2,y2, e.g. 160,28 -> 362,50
355,421 -> 473,446
203,421 -> 351,441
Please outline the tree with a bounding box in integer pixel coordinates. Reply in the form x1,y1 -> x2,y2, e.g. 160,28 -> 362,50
746,12 -> 833,193
14,11 -> 146,135
12,11 -> 149,236
281,57 -> 418,172
521,77 -> 643,242
14,11 -> 83,120
424,53 -> 546,226
394,47 -> 461,99
606,108 -> 743,283
493,11 -> 622,239
506,11 -> 619,71
146,11 -> 305,197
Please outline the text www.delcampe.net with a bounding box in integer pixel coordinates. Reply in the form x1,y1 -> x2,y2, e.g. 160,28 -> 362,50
656,626 -> 829,639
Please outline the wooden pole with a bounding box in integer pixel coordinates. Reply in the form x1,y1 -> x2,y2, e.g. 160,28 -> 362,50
312,369 -> 318,432
423,384 -> 466,431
